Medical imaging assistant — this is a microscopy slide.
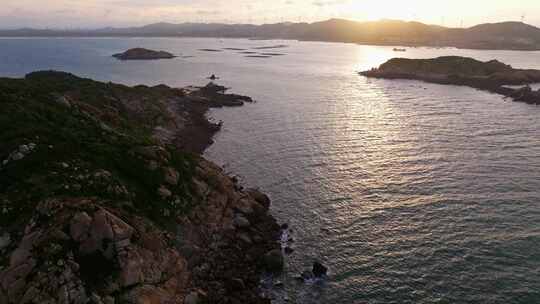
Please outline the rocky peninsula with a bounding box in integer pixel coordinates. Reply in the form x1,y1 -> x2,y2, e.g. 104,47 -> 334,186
113,48 -> 176,60
361,56 -> 540,104
0,71 -> 282,303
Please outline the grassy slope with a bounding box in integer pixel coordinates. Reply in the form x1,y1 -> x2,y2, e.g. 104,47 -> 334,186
0,71 -> 196,230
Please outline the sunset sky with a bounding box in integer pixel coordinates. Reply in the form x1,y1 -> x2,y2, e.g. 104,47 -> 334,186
1,0 -> 538,29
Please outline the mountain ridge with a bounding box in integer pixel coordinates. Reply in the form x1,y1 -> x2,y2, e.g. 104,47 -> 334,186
1,18 -> 540,50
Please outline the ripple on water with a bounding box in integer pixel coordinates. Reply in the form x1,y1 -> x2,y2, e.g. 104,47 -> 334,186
7,37 -> 536,304
206,60 -> 540,303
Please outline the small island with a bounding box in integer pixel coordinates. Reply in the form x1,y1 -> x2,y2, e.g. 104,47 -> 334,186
361,56 -> 540,104
112,48 -> 176,60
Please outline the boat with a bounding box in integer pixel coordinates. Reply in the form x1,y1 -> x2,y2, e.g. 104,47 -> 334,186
393,48 -> 407,52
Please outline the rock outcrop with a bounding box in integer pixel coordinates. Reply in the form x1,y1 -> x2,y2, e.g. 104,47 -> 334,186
0,71 -> 280,303
361,56 -> 540,105
0,199 -> 189,304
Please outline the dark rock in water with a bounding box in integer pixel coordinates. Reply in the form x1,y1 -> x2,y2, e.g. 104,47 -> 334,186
273,280 -> 284,287
280,223 -> 289,230
263,249 -> 284,273
295,262 -> 327,283
200,82 -> 228,94
301,270 -> 313,280
312,261 -> 328,277
284,247 -> 294,255
113,48 -> 176,60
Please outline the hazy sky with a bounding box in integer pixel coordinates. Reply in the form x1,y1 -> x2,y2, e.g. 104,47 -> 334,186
1,0 -> 538,29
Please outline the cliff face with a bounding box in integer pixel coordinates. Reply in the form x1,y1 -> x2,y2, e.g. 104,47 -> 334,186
0,72 -> 280,304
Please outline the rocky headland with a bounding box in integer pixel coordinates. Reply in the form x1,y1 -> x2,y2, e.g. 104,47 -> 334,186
0,71 -> 282,304
361,56 -> 540,104
113,48 -> 176,60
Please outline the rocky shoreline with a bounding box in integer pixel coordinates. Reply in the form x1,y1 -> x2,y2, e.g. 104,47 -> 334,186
361,56 -> 540,105
0,71 -> 281,303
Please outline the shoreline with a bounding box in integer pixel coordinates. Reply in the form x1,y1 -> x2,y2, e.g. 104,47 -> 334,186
3,35 -> 540,52
361,56 -> 540,105
0,71 -> 281,303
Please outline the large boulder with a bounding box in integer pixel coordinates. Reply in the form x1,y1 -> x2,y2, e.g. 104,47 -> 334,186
246,189 -> 271,209
70,212 -> 93,242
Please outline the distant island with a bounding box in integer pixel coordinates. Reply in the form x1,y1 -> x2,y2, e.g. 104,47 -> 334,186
113,48 -> 176,60
361,56 -> 540,104
2,19 -> 540,51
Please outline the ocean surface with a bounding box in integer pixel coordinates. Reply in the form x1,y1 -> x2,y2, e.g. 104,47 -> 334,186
1,38 -> 539,304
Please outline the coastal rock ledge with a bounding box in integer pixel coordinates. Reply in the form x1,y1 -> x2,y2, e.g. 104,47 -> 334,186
361,56 -> 540,104
113,48 -> 176,60
0,71 -> 280,304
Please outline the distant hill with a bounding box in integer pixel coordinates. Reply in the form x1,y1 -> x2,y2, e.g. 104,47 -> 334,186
443,22 -> 540,50
2,19 -> 540,50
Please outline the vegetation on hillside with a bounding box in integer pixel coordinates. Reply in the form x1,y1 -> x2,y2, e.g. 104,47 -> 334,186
377,56 -> 513,76
0,72 -> 196,230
